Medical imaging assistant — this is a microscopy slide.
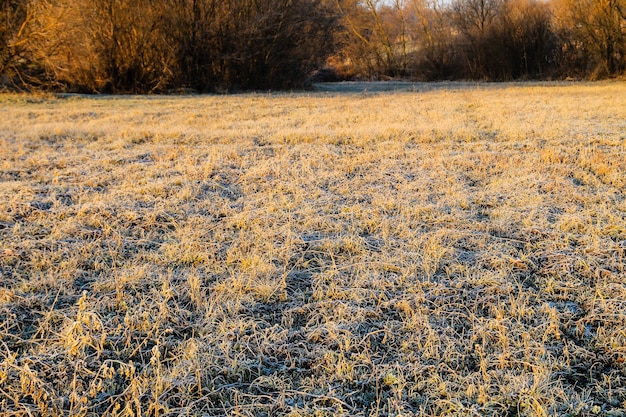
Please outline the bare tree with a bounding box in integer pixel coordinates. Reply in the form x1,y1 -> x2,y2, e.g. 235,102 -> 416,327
502,0 -> 555,77
335,0 -> 416,78
161,0 -> 338,92
29,0 -> 172,92
0,0 -> 40,88
408,0 -> 458,79
554,0 -> 626,76
451,0 -> 506,77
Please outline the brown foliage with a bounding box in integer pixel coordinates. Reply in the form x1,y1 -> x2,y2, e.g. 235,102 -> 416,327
0,0 -> 39,88
552,0 -> 626,77
1,0 -> 624,91
163,0 -> 338,91
15,0 -> 337,93
334,0 -> 624,80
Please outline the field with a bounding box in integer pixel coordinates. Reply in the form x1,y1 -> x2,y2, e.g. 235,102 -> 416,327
0,82 -> 625,416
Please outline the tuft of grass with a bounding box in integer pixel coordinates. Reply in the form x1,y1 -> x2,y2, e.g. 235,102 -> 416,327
1,82 -> 625,416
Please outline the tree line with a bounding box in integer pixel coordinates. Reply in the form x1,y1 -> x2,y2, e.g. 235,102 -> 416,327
336,0 -> 626,81
1,0 -> 624,93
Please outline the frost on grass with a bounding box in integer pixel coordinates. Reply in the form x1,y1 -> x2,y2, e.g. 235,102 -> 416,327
0,83 -> 625,416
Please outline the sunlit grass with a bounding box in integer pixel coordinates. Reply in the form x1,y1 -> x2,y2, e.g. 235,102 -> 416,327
1,82 -> 625,416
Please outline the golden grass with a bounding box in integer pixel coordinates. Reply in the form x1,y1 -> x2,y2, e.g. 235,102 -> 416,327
0,82 -> 625,416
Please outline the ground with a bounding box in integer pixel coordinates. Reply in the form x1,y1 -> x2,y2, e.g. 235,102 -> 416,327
0,82 -> 625,416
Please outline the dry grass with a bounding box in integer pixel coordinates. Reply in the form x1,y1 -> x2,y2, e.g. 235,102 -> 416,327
0,82 -> 625,416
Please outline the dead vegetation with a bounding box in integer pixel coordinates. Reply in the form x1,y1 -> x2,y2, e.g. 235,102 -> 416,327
0,82 -> 625,416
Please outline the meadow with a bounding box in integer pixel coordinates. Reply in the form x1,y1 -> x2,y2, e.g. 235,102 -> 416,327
0,82 -> 625,416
